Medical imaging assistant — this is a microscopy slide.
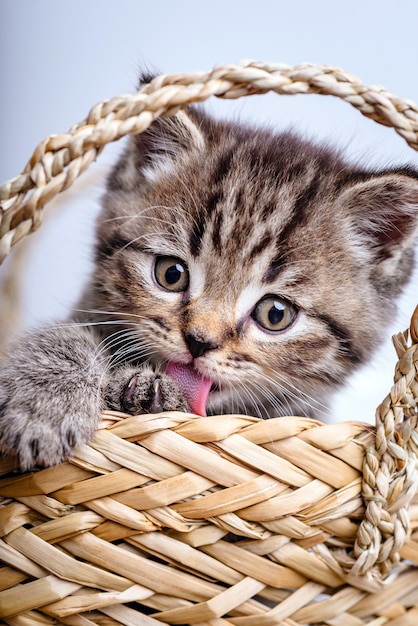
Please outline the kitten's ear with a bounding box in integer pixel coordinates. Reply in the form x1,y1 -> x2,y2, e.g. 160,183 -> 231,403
108,72 -> 205,191
340,171 -> 418,288
136,72 -> 205,169
132,108 -> 205,171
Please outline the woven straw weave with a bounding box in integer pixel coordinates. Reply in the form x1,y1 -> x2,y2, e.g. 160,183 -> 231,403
0,61 -> 417,625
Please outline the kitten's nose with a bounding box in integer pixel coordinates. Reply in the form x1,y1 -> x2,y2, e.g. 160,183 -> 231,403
184,332 -> 219,359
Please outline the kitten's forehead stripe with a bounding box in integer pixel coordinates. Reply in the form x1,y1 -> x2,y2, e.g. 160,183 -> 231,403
293,174 -> 321,214
248,232 -> 273,260
233,187 -> 245,212
207,189 -> 224,214
190,157 -> 232,257
211,210 -> 223,251
260,200 -> 277,221
189,214 -> 206,257
212,149 -> 235,184
262,175 -> 322,284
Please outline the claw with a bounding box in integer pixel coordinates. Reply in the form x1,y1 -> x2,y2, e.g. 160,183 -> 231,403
150,377 -> 163,413
122,373 -> 139,412
30,438 -> 40,460
66,429 -> 77,448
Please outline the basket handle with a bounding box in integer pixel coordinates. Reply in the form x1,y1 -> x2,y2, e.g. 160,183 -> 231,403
351,306 -> 418,580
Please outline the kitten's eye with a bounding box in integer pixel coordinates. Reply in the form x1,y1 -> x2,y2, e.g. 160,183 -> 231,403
154,256 -> 189,292
252,296 -> 297,332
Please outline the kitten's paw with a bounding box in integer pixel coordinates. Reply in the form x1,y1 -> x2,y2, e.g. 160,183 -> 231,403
0,401 -> 100,471
106,367 -> 189,414
0,325 -> 106,470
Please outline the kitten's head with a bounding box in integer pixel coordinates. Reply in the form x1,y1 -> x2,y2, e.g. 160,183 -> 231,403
92,104 -> 418,418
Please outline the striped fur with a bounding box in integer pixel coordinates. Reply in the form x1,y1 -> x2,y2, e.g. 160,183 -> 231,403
86,107 -> 418,418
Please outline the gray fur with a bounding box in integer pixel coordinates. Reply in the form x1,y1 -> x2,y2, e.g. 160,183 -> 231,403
1,104 -> 418,470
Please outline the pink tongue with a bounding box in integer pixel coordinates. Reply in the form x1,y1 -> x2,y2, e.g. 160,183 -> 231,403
166,362 -> 212,416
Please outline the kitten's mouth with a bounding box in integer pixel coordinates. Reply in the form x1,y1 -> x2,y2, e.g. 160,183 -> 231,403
166,361 -> 214,416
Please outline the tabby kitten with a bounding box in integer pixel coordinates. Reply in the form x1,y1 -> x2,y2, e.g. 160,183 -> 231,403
1,104 -> 418,470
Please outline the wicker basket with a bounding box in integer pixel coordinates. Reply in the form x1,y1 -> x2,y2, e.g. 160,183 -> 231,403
0,61 -> 417,625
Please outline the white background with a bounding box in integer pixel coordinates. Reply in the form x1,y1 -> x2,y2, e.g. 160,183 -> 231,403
1,0 -> 418,423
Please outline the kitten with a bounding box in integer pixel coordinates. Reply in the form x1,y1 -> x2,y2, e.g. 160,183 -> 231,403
1,104 -> 418,470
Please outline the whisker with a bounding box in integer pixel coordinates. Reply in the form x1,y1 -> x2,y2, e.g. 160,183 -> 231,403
110,343 -> 157,367
72,308 -> 147,322
102,204 -> 192,224
118,231 -> 185,253
257,368 -> 329,413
